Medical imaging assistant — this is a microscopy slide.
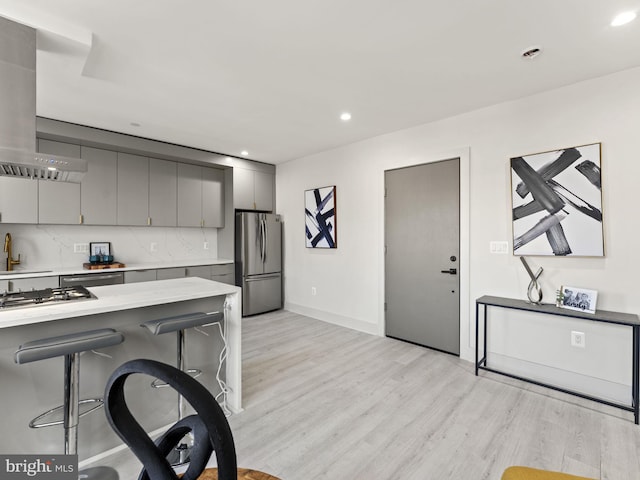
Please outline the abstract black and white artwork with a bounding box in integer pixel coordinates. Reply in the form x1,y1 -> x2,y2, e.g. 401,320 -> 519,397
305,186 -> 337,248
511,143 -> 603,256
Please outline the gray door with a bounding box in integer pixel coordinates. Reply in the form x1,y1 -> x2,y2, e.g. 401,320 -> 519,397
385,158 -> 460,355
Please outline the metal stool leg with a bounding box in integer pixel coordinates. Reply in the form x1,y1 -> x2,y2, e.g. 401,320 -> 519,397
64,352 -> 80,455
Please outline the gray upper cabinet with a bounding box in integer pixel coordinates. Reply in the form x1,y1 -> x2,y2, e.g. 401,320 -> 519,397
178,164 -> 224,228
0,176 -> 37,223
117,153 -> 149,226
149,158 -> 177,227
81,146 -> 117,225
177,163 -> 202,227
37,139 -> 81,225
202,167 -> 224,228
254,171 -> 274,212
233,168 -> 274,211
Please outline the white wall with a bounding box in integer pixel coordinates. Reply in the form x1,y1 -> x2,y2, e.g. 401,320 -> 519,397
0,224 -> 221,270
276,66 -> 640,399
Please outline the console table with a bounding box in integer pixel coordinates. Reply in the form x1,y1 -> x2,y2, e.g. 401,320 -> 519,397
475,295 -> 640,424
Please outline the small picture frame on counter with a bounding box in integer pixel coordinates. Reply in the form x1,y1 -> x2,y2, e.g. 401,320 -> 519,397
557,285 -> 598,314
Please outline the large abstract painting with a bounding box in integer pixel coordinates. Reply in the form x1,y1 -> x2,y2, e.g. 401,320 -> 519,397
305,186 -> 337,248
511,143 -> 603,256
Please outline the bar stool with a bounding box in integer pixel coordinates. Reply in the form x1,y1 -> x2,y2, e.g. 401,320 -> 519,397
14,328 -> 125,479
141,311 -> 224,465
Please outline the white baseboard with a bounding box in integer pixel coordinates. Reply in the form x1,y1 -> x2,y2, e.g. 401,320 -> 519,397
284,302 -> 379,336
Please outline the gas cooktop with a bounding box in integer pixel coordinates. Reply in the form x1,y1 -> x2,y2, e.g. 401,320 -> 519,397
0,286 -> 96,309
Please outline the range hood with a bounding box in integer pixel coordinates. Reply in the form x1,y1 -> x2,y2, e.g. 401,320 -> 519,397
0,16 -> 87,183
0,146 -> 87,182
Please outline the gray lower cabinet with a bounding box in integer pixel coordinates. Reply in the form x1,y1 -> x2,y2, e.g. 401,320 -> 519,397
185,265 -> 211,280
211,263 -> 234,285
37,139 -> 81,224
81,146 -> 117,225
124,269 -> 157,283
117,152 -> 149,226
0,279 -> 8,291
156,267 -> 186,280
0,176 -> 37,224
149,158 -> 177,227
8,276 -> 58,292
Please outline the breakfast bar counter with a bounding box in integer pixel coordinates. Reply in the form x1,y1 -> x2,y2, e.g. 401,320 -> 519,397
0,277 -> 242,460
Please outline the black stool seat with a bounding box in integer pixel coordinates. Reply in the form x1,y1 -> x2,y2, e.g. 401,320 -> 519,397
141,311 -> 222,335
15,328 -> 125,364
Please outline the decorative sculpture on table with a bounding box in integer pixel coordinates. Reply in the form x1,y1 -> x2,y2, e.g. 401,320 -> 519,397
520,257 -> 543,304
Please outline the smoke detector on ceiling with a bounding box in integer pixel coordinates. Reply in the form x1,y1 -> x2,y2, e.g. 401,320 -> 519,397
521,46 -> 542,60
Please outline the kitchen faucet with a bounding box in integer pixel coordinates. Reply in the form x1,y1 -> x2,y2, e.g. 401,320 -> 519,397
4,233 -> 20,271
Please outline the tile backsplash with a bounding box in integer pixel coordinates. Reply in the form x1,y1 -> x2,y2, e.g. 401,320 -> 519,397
0,224 -> 221,270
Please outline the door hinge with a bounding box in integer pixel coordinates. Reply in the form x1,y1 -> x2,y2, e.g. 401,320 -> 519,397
384,302 -> 387,312
384,187 -> 387,198
384,245 -> 387,255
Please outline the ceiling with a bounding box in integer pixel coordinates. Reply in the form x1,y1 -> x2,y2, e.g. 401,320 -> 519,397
1,1 -> 639,164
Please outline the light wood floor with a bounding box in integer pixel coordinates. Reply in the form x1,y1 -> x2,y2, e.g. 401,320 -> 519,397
91,310 -> 640,479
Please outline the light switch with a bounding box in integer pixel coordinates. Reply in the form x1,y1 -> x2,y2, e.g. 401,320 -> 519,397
490,241 -> 509,254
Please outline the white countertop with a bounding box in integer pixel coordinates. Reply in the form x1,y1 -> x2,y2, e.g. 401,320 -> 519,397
0,277 -> 240,330
0,258 -> 234,280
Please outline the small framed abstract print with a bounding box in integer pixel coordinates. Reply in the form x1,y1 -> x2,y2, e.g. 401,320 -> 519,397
305,186 -> 337,248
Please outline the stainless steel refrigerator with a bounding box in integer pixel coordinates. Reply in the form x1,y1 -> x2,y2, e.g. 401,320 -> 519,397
235,212 -> 283,316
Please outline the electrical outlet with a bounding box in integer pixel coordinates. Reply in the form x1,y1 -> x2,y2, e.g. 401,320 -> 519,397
571,331 -> 585,348
203,242 -> 209,250
150,242 -> 158,252
311,287 -> 317,296
73,243 -> 89,254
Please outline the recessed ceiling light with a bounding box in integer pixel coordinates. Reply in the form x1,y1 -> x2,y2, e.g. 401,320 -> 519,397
521,46 -> 542,60
340,112 -> 352,121
130,122 -> 141,127
611,11 -> 637,26
241,151 -> 249,156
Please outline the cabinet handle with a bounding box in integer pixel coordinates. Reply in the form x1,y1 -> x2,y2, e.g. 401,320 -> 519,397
148,217 -> 152,226
79,214 -> 84,224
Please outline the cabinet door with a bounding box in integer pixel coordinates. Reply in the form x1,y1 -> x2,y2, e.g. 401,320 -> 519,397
186,265 -> 211,280
233,168 -> 255,210
254,171 -> 274,212
8,276 -> 58,292
81,146 -> 117,225
37,140 -> 81,224
0,177 -> 37,223
149,158 -> 177,227
124,270 -> 157,283
117,153 -> 149,226
156,267 -> 186,280
177,163 -> 202,227
211,264 -> 234,285
0,280 -> 8,292
202,167 -> 224,228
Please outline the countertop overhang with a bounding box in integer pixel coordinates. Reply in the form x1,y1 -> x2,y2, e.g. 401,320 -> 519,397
0,277 -> 240,329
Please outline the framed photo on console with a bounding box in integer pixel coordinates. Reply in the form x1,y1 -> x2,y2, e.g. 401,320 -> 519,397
559,285 -> 598,314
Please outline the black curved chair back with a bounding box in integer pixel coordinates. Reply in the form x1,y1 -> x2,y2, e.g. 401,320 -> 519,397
104,359 -> 237,480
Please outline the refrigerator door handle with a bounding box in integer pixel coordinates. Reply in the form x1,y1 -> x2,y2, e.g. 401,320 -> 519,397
263,217 -> 268,264
245,273 -> 281,281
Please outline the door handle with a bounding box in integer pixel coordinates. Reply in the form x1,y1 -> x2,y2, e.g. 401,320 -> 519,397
440,268 -> 457,275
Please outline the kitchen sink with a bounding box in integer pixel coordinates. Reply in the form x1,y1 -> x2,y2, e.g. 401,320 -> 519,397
0,270 -> 53,276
